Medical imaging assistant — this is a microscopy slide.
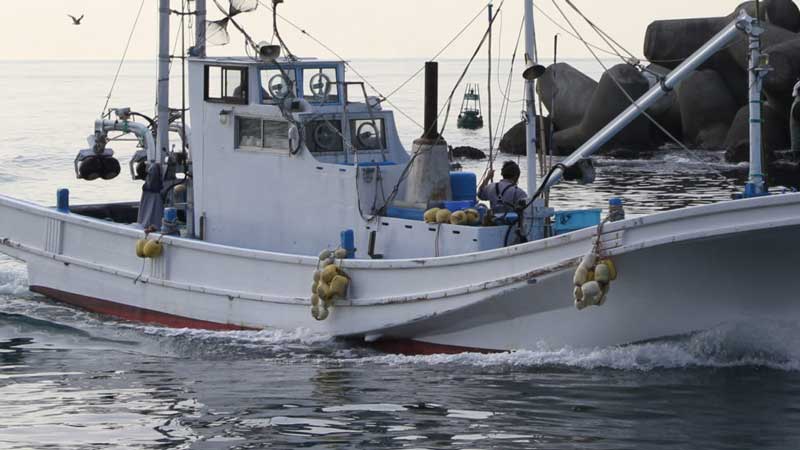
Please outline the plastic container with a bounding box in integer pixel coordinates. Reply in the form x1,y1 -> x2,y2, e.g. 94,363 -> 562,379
608,197 -> 625,222
449,172 -> 477,202
443,200 -> 476,211
384,206 -> 425,221
552,208 -> 602,235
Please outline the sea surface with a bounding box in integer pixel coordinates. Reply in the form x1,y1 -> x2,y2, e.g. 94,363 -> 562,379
1,59 -> 798,449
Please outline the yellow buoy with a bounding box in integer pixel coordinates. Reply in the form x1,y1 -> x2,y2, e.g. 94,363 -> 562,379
573,266 -> 589,286
321,264 -> 339,284
143,239 -> 163,258
424,208 -> 440,223
313,270 -> 321,283
600,259 -> 617,280
311,304 -> 322,320
319,249 -> 332,261
465,208 -> 480,225
311,294 -> 320,307
317,306 -> 330,320
450,210 -> 467,225
311,281 -> 319,295
334,247 -> 348,259
135,239 -> 147,258
436,209 -> 452,224
594,263 -> 611,283
317,282 -> 332,301
581,281 -> 602,306
330,275 -> 349,299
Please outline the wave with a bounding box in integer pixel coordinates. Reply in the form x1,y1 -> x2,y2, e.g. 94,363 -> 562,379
0,257 -> 29,297
348,321 -> 800,372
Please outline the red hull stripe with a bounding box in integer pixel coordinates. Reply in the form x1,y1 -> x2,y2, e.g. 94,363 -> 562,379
29,286 -> 499,355
29,285 -> 254,331
367,339 -> 501,356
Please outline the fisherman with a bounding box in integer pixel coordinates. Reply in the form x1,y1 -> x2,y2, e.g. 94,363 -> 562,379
478,161 -> 528,214
791,79 -> 800,154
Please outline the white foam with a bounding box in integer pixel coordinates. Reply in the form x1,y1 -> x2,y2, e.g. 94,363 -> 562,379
349,321 -> 800,372
0,257 -> 29,296
133,325 -> 334,346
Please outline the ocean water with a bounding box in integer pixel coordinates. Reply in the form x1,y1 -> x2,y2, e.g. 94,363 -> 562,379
2,59 -> 798,449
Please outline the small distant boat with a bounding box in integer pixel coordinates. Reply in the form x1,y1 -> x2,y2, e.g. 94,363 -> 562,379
457,83 -> 484,130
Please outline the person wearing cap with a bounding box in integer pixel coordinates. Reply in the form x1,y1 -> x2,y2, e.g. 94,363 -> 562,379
791,79 -> 800,154
478,161 -> 528,214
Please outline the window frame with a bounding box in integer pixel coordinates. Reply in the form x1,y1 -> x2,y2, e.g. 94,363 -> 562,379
234,116 -> 290,152
204,65 -> 249,105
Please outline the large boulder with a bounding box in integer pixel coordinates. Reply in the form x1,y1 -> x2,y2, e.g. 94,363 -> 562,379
449,146 -> 486,160
552,64 -> 652,155
761,38 -> 800,111
677,70 -> 739,149
724,102 -> 790,162
498,116 -> 553,156
536,63 -> 598,131
643,17 -> 749,106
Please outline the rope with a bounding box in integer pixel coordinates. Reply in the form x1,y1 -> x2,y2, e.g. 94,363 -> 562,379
487,3 -> 494,173
100,0 -> 146,117
549,0 -> 727,177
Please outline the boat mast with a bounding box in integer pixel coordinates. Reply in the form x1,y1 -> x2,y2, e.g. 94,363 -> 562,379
195,0 -> 207,57
523,0 -> 543,239
156,0 -> 171,164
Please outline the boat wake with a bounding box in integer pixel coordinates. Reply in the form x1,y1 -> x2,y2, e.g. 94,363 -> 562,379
0,257 -> 29,297
351,321 -> 800,372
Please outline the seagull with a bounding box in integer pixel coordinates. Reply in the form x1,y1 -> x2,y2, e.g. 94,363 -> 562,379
67,14 -> 84,25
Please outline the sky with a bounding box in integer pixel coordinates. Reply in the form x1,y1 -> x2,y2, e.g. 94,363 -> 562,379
0,1 -> 768,60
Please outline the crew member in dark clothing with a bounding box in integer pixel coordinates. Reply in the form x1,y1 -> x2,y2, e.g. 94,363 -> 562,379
478,161 -> 528,213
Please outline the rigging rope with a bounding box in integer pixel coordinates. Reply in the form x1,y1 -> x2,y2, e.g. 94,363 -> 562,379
549,0 -> 726,176
100,0 -> 146,117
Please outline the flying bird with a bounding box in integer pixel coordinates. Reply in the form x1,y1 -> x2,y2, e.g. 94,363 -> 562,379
68,14 -> 84,25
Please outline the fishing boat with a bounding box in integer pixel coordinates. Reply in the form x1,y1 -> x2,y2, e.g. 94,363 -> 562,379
1,0 -> 798,353
457,83 -> 484,130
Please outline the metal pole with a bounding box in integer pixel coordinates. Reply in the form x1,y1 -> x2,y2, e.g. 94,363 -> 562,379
156,0 -> 170,163
539,13 -> 753,193
747,22 -> 766,195
523,0 -> 541,239
422,61 -> 440,140
195,0 -> 206,57
487,1 -> 494,171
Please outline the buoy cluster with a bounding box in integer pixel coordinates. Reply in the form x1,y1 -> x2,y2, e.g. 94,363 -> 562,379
135,238 -> 163,258
423,207 -> 481,226
310,248 -> 351,321
573,252 -> 617,310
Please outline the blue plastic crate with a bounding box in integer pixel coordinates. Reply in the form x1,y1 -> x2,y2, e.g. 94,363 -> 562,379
450,172 -> 477,202
442,200 -> 476,211
552,208 -> 602,235
385,206 -> 425,221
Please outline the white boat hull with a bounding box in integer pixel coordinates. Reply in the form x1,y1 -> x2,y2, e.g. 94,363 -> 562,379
2,193 -> 799,352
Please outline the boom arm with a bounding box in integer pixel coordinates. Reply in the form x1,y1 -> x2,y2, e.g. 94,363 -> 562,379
538,11 -> 760,193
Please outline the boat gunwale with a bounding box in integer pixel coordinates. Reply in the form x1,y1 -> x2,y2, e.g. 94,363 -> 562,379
1,192 -> 799,270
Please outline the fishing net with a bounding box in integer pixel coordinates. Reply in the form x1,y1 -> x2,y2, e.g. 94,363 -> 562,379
229,0 -> 258,16
206,19 -> 231,46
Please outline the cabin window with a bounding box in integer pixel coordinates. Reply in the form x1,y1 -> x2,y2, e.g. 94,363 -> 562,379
260,68 -> 297,104
235,117 -> 289,151
350,119 -> 385,150
205,65 -> 248,104
303,67 -> 339,103
305,119 -> 344,153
